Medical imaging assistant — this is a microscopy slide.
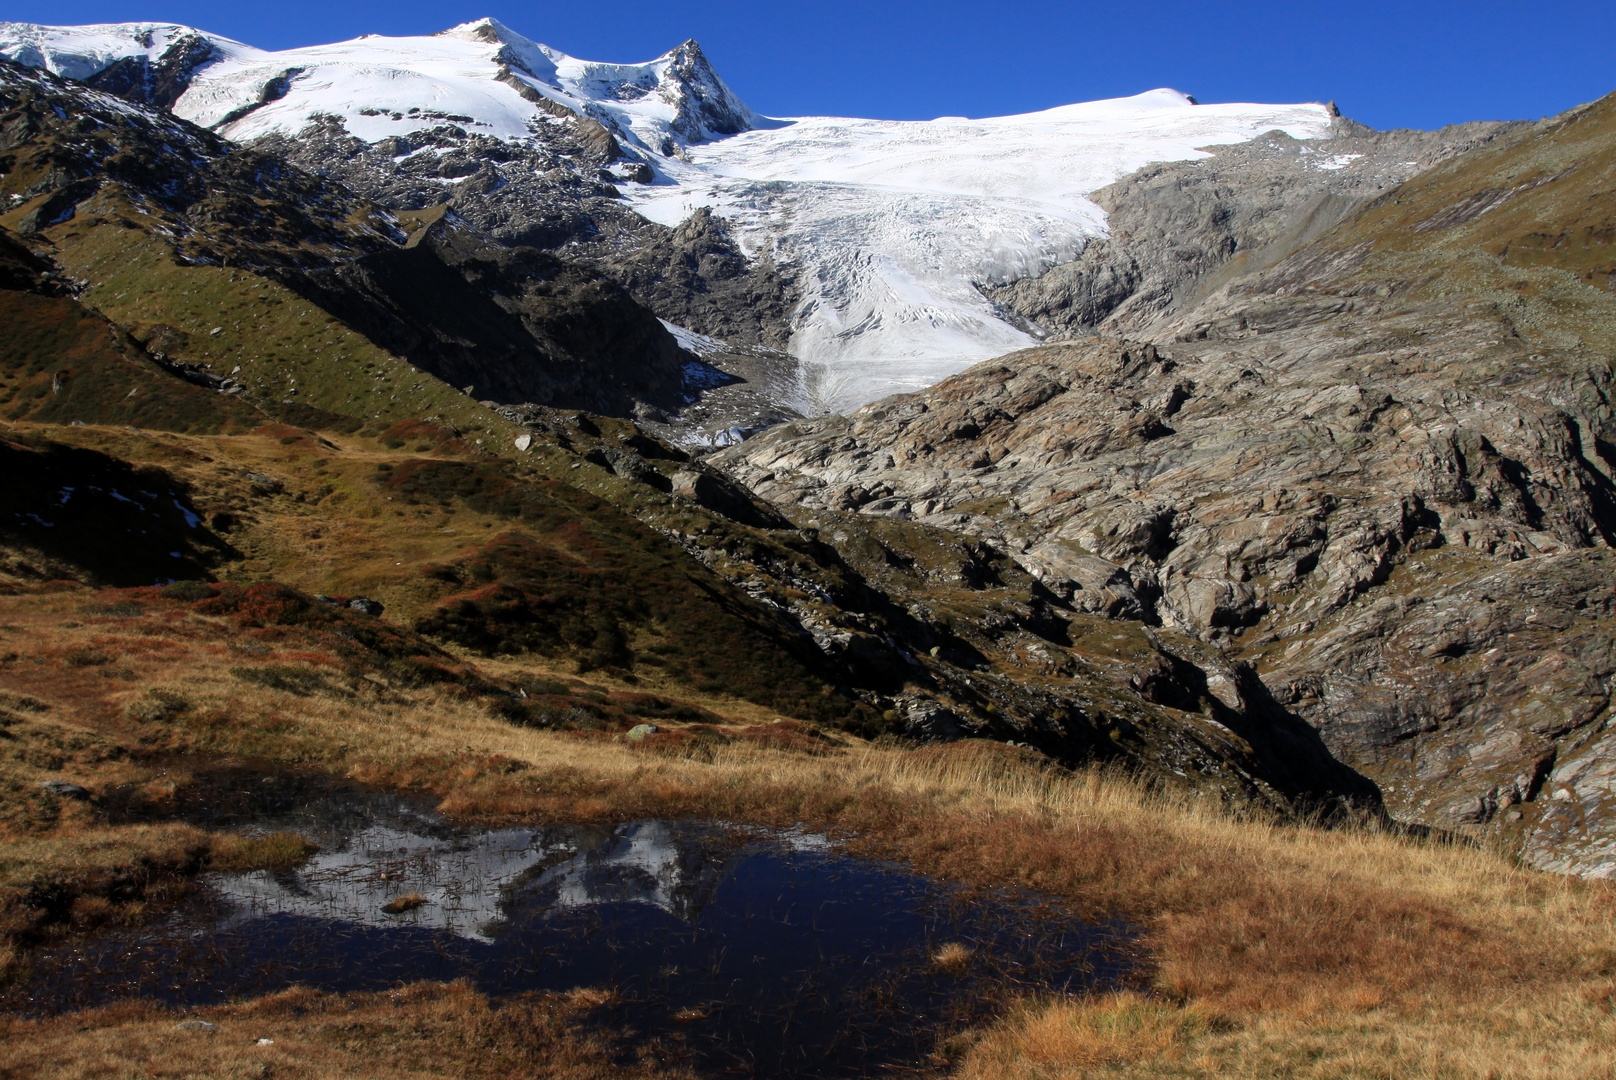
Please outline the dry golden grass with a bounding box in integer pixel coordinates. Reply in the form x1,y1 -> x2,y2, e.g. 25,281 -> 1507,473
2,587 -> 1614,1077
956,992 -> 1208,1076
381,890 -> 430,915
932,941 -> 976,972
0,980 -> 692,1080
209,831 -> 318,872
957,990 -> 1616,1079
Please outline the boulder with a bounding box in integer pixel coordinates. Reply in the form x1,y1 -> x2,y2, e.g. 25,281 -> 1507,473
37,780 -> 91,800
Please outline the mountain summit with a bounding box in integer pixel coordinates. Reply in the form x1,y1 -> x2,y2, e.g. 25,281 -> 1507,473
0,18 -> 762,151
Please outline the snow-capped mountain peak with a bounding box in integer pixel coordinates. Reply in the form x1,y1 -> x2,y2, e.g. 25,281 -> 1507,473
0,18 -> 761,154
444,17 -> 764,146
0,18 -> 1336,412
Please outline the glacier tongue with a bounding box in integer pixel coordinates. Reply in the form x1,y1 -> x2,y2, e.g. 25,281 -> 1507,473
630,94 -> 1334,412
0,19 -> 1335,413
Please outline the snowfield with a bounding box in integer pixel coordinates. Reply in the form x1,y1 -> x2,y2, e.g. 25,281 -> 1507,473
1,18 -> 1334,412
632,92 -> 1333,409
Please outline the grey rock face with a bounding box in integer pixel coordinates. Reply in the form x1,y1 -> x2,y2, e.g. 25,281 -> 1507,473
719,326 -> 1616,873
598,208 -> 797,352
252,118 -> 796,353
653,40 -> 756,142
514,408 -> 1375,817
985,117 -> 1524,341
80,31 -> 218,109
250,116 -> 641,251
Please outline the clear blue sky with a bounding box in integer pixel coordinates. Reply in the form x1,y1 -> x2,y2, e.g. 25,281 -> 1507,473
10,0 -> 1614,131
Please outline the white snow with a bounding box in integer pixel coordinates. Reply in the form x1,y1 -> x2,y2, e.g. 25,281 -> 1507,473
0,18 -> 754,148
0,22 -> 224,81
629,92 -> 1333,410
1,18 -> 1336,412
658,318 -> 727,357
1316,152 -> 1364,171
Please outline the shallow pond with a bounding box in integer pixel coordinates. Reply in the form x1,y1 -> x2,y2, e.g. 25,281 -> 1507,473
12,784 -> 1138,1078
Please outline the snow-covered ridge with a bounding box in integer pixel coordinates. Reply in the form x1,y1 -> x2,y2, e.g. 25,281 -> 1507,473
0,18 -> 1335,412
0,18 -> 761,150
0,21 -> 217,82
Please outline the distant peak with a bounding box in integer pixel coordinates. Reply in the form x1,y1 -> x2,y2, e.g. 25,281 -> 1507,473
440,17 -> 520,45
652,38 -> 756,141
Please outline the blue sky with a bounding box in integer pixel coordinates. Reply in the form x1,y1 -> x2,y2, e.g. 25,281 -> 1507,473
10,1 -> 1613,130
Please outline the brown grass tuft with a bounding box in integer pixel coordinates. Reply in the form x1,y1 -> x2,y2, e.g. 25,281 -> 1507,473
208,831 -> 319,872
381,891 -> 429,915
932,941 -> 975,972
957,992 -> 1206,1076
0,980 -> 694,1079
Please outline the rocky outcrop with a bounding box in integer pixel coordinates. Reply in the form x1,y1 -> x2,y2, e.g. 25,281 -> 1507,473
985,116 -> 1524,340
248,115 -> 646,251
79,31 -> 218,109
719,90 -> 1616,876
252,118 -> 796,350
595,207 -> 797,351
653,40 -> 757,142
481,405 -> 1379,817
268,209 -> 691,416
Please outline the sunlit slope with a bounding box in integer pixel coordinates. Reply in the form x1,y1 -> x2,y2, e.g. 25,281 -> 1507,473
1257,88 -> 1616,355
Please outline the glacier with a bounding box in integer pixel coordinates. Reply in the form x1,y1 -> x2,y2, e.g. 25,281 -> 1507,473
0,18 -> 1335,412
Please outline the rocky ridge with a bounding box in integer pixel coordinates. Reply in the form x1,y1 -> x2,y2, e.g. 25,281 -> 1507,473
985,111 -> 1523,339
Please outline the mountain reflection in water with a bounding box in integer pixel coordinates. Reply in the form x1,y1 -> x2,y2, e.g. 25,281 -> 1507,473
220,818 -> 778,940
11,792 -> 1139,1079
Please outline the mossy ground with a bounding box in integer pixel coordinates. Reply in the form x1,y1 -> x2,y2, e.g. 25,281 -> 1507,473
34,210 -> 517,441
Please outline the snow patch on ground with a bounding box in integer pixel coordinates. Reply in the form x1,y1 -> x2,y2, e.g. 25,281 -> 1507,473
659,318 -> 727,357
1316,152 -> 1364,171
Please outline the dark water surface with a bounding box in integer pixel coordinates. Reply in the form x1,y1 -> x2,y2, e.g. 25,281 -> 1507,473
11,786 -> 1138,1078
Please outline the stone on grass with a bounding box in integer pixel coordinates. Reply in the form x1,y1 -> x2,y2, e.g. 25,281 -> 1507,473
37,781 -> 91,799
